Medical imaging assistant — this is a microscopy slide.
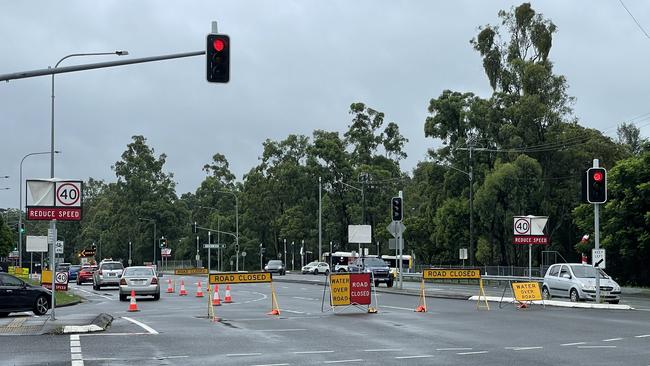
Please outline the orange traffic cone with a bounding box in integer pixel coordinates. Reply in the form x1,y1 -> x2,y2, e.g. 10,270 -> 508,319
415,305 -> 426,312
128,290 -> 139,312
179,279 -> 188,296
212,285 -> 221,306
266,283 -> 281,316
166,278 -> 174,293
224,284 -> 232,303
196,281 -> 204,297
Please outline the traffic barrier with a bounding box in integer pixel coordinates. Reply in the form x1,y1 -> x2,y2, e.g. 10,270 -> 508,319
196,281 -> 204,298
266,282 -> 281,316
224,284 -> 232,303
322,272 -> 378,314
207,284 -> 220,322
179,279 -> 188,296
166,278 -> 174,293
128,290 -> 139,312
415,278 -> 427,313
212,285 -> 221,306
421,268 -> 489,311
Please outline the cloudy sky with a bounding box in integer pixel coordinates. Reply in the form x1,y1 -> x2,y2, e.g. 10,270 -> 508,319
1,0 -> 649,210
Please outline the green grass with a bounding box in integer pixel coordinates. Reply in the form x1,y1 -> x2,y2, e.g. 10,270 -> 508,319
26,279 -> 82,306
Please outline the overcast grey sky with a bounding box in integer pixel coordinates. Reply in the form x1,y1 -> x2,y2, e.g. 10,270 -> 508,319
1,0 -> 649,210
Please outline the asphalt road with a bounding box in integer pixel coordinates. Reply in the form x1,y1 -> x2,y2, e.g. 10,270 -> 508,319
2,275 -> 650,365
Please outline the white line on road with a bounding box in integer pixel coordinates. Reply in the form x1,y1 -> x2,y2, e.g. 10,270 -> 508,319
561,342 -> 586,346
382,305 -> 416,311
602,338 -> 623,342
294,351 -> 335,354
70,334 -> 84,366
437,348 -> 473,351
635,334 -> 650,338
282,309 -> 307,314
457,351 -> 488,355
258,329 -> 307,332
364,349 -> 403,352
251,364 -> 289,366
292,297 -> 318,301
72,286 -> 113,300
70,340 -> 80,347
577,346 -> 617,349
505,346 -> 543,351
80,332 -> 150,337
323,359 -> 364,364
227,353 -> 263,357
122,316 -> 159,334
395,355 -> 433,359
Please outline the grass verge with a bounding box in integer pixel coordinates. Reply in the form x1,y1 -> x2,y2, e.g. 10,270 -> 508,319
26,279 -> 83,306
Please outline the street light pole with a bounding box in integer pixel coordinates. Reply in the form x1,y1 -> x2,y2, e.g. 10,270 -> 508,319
318,176 -> 322,261
283,239 -> 287,269
218,190 -> 239,271
138,217 -> 156,267
19,151 -> 58,269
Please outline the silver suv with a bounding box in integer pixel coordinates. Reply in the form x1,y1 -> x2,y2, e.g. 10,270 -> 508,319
93,260 -> 124,290
542,263 -> 621,304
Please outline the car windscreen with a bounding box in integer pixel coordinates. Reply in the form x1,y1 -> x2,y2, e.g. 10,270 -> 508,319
124,268 -> 154,277
70,265 -> 81,271
306,261 -> 318,266
102,263 -> 124,270
268,261 -> 282,266
363,258 -> 387,267
570,265 -> 608,279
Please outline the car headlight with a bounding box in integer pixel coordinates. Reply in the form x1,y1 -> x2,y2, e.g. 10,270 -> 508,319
581,283 -> 596,291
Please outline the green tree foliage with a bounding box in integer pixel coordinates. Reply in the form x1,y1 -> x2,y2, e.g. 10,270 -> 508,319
0,215 -> 13,257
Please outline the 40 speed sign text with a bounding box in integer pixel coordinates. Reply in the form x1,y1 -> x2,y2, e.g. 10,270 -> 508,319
329,273 -> 372,306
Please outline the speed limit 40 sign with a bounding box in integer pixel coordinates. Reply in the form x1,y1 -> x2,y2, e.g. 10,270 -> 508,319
56,182 -> 82,207
26,179 -> 83,221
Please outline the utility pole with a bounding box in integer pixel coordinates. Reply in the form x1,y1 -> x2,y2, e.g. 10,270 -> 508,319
318,177 -> 322,261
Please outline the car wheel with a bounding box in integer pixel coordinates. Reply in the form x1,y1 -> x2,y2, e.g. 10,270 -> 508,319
33,295 -> 49,316
542,286 -> 551,300
314,269 -> 318,275
0,312 -> 9,318
119,293 -> 127,302
76,279 -> 81,286
570,288 -> 579,302
374,280 -> 379,287
153,292 -> 160,301
325,270 -> 330,275
338,268 -> 345,273
608,300 -> 620,304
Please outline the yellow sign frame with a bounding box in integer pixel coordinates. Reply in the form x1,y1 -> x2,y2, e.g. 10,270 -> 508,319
174,268 -> 209,275
209,271 -> 272,284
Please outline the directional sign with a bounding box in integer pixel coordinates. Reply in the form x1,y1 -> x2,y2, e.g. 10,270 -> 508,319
592,249 -> 606,268
203,243 -> 219,249
387,221 -> 406,238
80,248 -> 96,257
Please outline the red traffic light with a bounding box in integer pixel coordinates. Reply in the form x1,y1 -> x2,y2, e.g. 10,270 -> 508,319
593,171 -> 603,182
213,38 -> 225,52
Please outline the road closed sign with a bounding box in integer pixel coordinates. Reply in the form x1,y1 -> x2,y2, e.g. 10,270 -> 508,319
511,282 -> 542,302
209,272 -> 272,284
329,273 -> 372,306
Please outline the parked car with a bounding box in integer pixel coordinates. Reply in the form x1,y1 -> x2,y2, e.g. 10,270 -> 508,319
348,257 -> 393,287
68,265 -> 82,281
0,273 -> 51,316
55,262 -> 71,272
334,264 -> 348,272
119,266 -> 160,301
93,260 -> 124,290
264,260 -> 286,276
542,263 -> 621,304
76,265 -> 97,285
302,261 -> 330,275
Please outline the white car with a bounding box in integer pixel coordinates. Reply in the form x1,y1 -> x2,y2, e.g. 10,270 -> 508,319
542,263 -> 621,304
302,261 -> 330,275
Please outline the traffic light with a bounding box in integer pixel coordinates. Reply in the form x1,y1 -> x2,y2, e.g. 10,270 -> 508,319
391,197 -> 403,221
586,167 -> 607,203
192,222 -> 198,233
19,223 -> 25,234
206,33 -> 230,83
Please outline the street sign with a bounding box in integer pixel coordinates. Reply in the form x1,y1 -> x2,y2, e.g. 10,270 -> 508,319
80,248 -> 96,257
423,268 -> 481,280
241,251 -> 247,257
592,249 -> 606,268
203,243 -> 219,249
209,272 -> 272,284
329,272 -> 372,306
26,180 -> 83,221
26,236 -> 48,252
8,251 -> 19,259
47,229 -> 55,245
511,282 -> 542,302
388,238 -> 403,250
459,248 -> 468,260
55,240 -> 64,254
512,216 -> 549,245
512,236 -> 549,245
387,221 -> 406,238
348,225 -> 372,243
161,248 -> 172,257
174,268 -> 208,275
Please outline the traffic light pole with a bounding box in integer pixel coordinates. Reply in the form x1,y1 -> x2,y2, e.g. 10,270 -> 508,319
398,190 -> 403,290
594,159 -> 601,303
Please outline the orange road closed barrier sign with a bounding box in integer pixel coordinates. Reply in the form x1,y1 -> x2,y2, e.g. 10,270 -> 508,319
423,268 -> 481,280
512,282 -> 542,302
209,272 -> 272,284
175,268 -> 209,275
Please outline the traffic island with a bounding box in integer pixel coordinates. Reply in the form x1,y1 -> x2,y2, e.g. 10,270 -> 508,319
45,313 -> 114,335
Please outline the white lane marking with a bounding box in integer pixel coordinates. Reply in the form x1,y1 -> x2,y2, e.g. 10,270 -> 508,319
602,338 -> 623,342
258,329 -> 307,332
505,346 -> 543,351
153,356 -> 189,360
323,360 -> 363,364
395,355 -> 433,359
382,305 -> 415,311
294,351 -> 335,354
437,348 -> 473,351
561,342 -> 586,346
251,364 -> 289,366
364,349 -> 403,352
577,346 -> 617,349
122,316 -> 159,334
70,334 -> 84,366
635,334 -> 650,338
458,351 -> 488,355
282,309 -> 307,314
227,353 -> 262,357
292,297 -> 318,301
241,291 -> 268,304
73,287 -> 113,300
80,332 -> 150,337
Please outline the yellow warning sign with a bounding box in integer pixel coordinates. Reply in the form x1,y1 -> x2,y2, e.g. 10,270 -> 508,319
330,274 -> 350,306
423,268 -> 481,280
174,268 -> 209,275
209,272 -> 272,284
42,270 -> 52,284
512,282 -> 542,301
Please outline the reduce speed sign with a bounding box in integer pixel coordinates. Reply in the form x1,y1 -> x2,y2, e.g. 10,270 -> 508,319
56,182 -> 82,207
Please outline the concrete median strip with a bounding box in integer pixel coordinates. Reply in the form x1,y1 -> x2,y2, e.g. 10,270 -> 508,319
63,313 -> 113,334
467,296 -> 634,310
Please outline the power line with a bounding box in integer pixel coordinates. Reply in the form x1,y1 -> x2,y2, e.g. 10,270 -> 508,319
619,0 -> 650,39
